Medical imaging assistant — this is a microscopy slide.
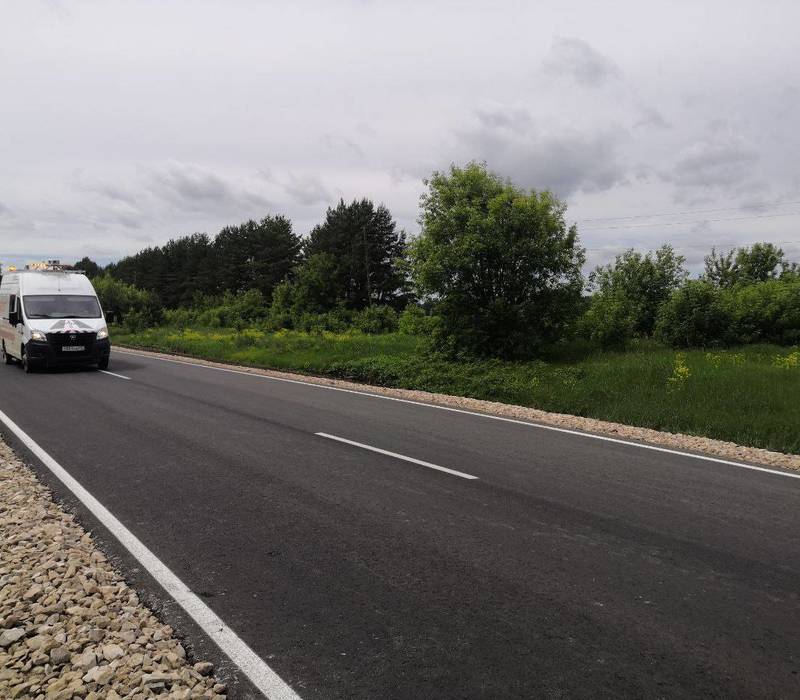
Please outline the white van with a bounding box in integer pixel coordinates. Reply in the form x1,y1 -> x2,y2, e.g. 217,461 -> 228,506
0,265 -> 111,373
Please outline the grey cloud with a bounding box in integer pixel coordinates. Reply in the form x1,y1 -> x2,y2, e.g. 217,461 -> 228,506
474,109 -> 533,131
322,133 -> 365,158
103,207 -> 143,229
72,176 -> 140,208
663,130 -> 763,203
93,184 -> 139,206
543,37 -> 620,87
634,107 -> 671,130
282,173 -> 333,206
454,109 -> 628,197
0,201 -> 9,215
775,84 -> 800,119
343,138 -> 365,158
356,122 -> 377,137
672,144 -> 758,188
145,161 -> 271,213
388,166 -> 417,185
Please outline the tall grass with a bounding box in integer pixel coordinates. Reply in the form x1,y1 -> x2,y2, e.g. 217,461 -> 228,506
113,326 -> 800,455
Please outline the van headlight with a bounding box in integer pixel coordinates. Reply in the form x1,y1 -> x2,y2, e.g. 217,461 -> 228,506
30,330 -> 47,342
97,328 -> 109,340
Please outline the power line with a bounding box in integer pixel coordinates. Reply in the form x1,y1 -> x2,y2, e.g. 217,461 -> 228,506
584,239 -> 800,252
579,210 -> 800,232
577,199 -> 800,224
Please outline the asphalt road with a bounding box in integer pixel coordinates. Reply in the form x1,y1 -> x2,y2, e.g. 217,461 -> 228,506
1,349 -> 799,699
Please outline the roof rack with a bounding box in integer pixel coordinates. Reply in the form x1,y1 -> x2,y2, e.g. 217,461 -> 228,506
21,260 -> 84,274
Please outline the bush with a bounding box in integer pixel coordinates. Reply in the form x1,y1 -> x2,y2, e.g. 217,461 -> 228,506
578,293 -> 637,348
120,309 -> 153,334
655,281 -> 731,348
722,278 -> 800,345
293,309 -> 352,334
352,305 -> 398,334
654,278 -> 800,348
93,275 -> 162,329
207,289 -> 268,327
162,307 -> 195,328
161,289 -> 269,329
587,245 -> 687,342
398,305 -> 438,336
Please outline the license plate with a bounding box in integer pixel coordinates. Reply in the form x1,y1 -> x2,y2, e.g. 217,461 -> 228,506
62,346 -> 85,352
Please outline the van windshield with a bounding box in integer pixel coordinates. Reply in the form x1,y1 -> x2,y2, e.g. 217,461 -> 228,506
23,295 -> 102,319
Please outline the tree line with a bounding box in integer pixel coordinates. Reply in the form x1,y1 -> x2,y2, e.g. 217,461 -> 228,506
75,162 -> 799,358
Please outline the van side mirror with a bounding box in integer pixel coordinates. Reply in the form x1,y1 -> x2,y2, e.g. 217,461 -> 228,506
105,310 -> 115,324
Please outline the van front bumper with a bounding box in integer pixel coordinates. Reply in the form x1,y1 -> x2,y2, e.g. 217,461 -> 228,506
25,338 -> 111,368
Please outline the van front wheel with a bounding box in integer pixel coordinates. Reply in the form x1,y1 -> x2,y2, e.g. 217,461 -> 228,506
21,350 -> 34,374
97,357 -> 109,371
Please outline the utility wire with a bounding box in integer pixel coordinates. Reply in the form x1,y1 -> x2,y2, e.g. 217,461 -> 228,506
583,239 -> 800,252
579,210 -> 800,232
577,199 -> 800,223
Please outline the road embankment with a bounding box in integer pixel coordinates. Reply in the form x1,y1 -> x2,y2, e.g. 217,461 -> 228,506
0,438 -> 226,699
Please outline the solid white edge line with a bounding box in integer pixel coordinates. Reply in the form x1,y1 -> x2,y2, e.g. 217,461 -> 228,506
99,370 -> 131,380
315,432 -> 479,480
0,407 -> 302,700
114,348 -> 800,482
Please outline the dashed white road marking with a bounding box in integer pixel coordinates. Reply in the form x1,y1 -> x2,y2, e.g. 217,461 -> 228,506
115,347 -> 800,483
99,369 -> 131,380
0,407 -> 302,700
316,432 -> 479,480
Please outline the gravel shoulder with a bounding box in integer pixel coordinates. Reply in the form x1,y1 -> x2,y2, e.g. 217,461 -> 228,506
117,346 -> 800,473
0,439 -> 227,700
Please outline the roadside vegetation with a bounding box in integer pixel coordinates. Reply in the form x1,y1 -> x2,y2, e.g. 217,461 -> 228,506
59,162 -> 799,454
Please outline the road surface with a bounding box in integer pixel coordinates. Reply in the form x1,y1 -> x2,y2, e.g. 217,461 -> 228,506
1,349 -> 799,699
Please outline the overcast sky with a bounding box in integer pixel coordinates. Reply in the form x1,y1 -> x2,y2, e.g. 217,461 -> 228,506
2,0 -> 799,272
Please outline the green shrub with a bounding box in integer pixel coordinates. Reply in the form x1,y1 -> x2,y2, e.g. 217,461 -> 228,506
722,278 -> 800,344
121,309 -> 153,334
588,245 -> 687,339
162,289 -> 269,329
578,293 -> 637,348
215,289 -> 269,327
655,281 -> 731,348
93,275 -> 162,329
398,305 -> 438,336
352,305 -> 398,334
267,280 -> 296,329
293,309 -> 352,334
163,307 -> 195,328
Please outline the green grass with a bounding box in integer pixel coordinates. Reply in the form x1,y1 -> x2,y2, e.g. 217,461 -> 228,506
113,325 -> 800,455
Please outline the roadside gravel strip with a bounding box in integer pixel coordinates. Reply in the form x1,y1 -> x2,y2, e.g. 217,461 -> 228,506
0,440 -> 226,700
117,346 -> 800,473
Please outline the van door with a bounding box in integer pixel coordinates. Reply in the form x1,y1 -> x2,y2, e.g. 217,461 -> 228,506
0,287 -> 20,360
7,295 -> 23,359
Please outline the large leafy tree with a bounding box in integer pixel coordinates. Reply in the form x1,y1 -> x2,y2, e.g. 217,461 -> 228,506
410,162 -> 585,358
304,199 -> 407,309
